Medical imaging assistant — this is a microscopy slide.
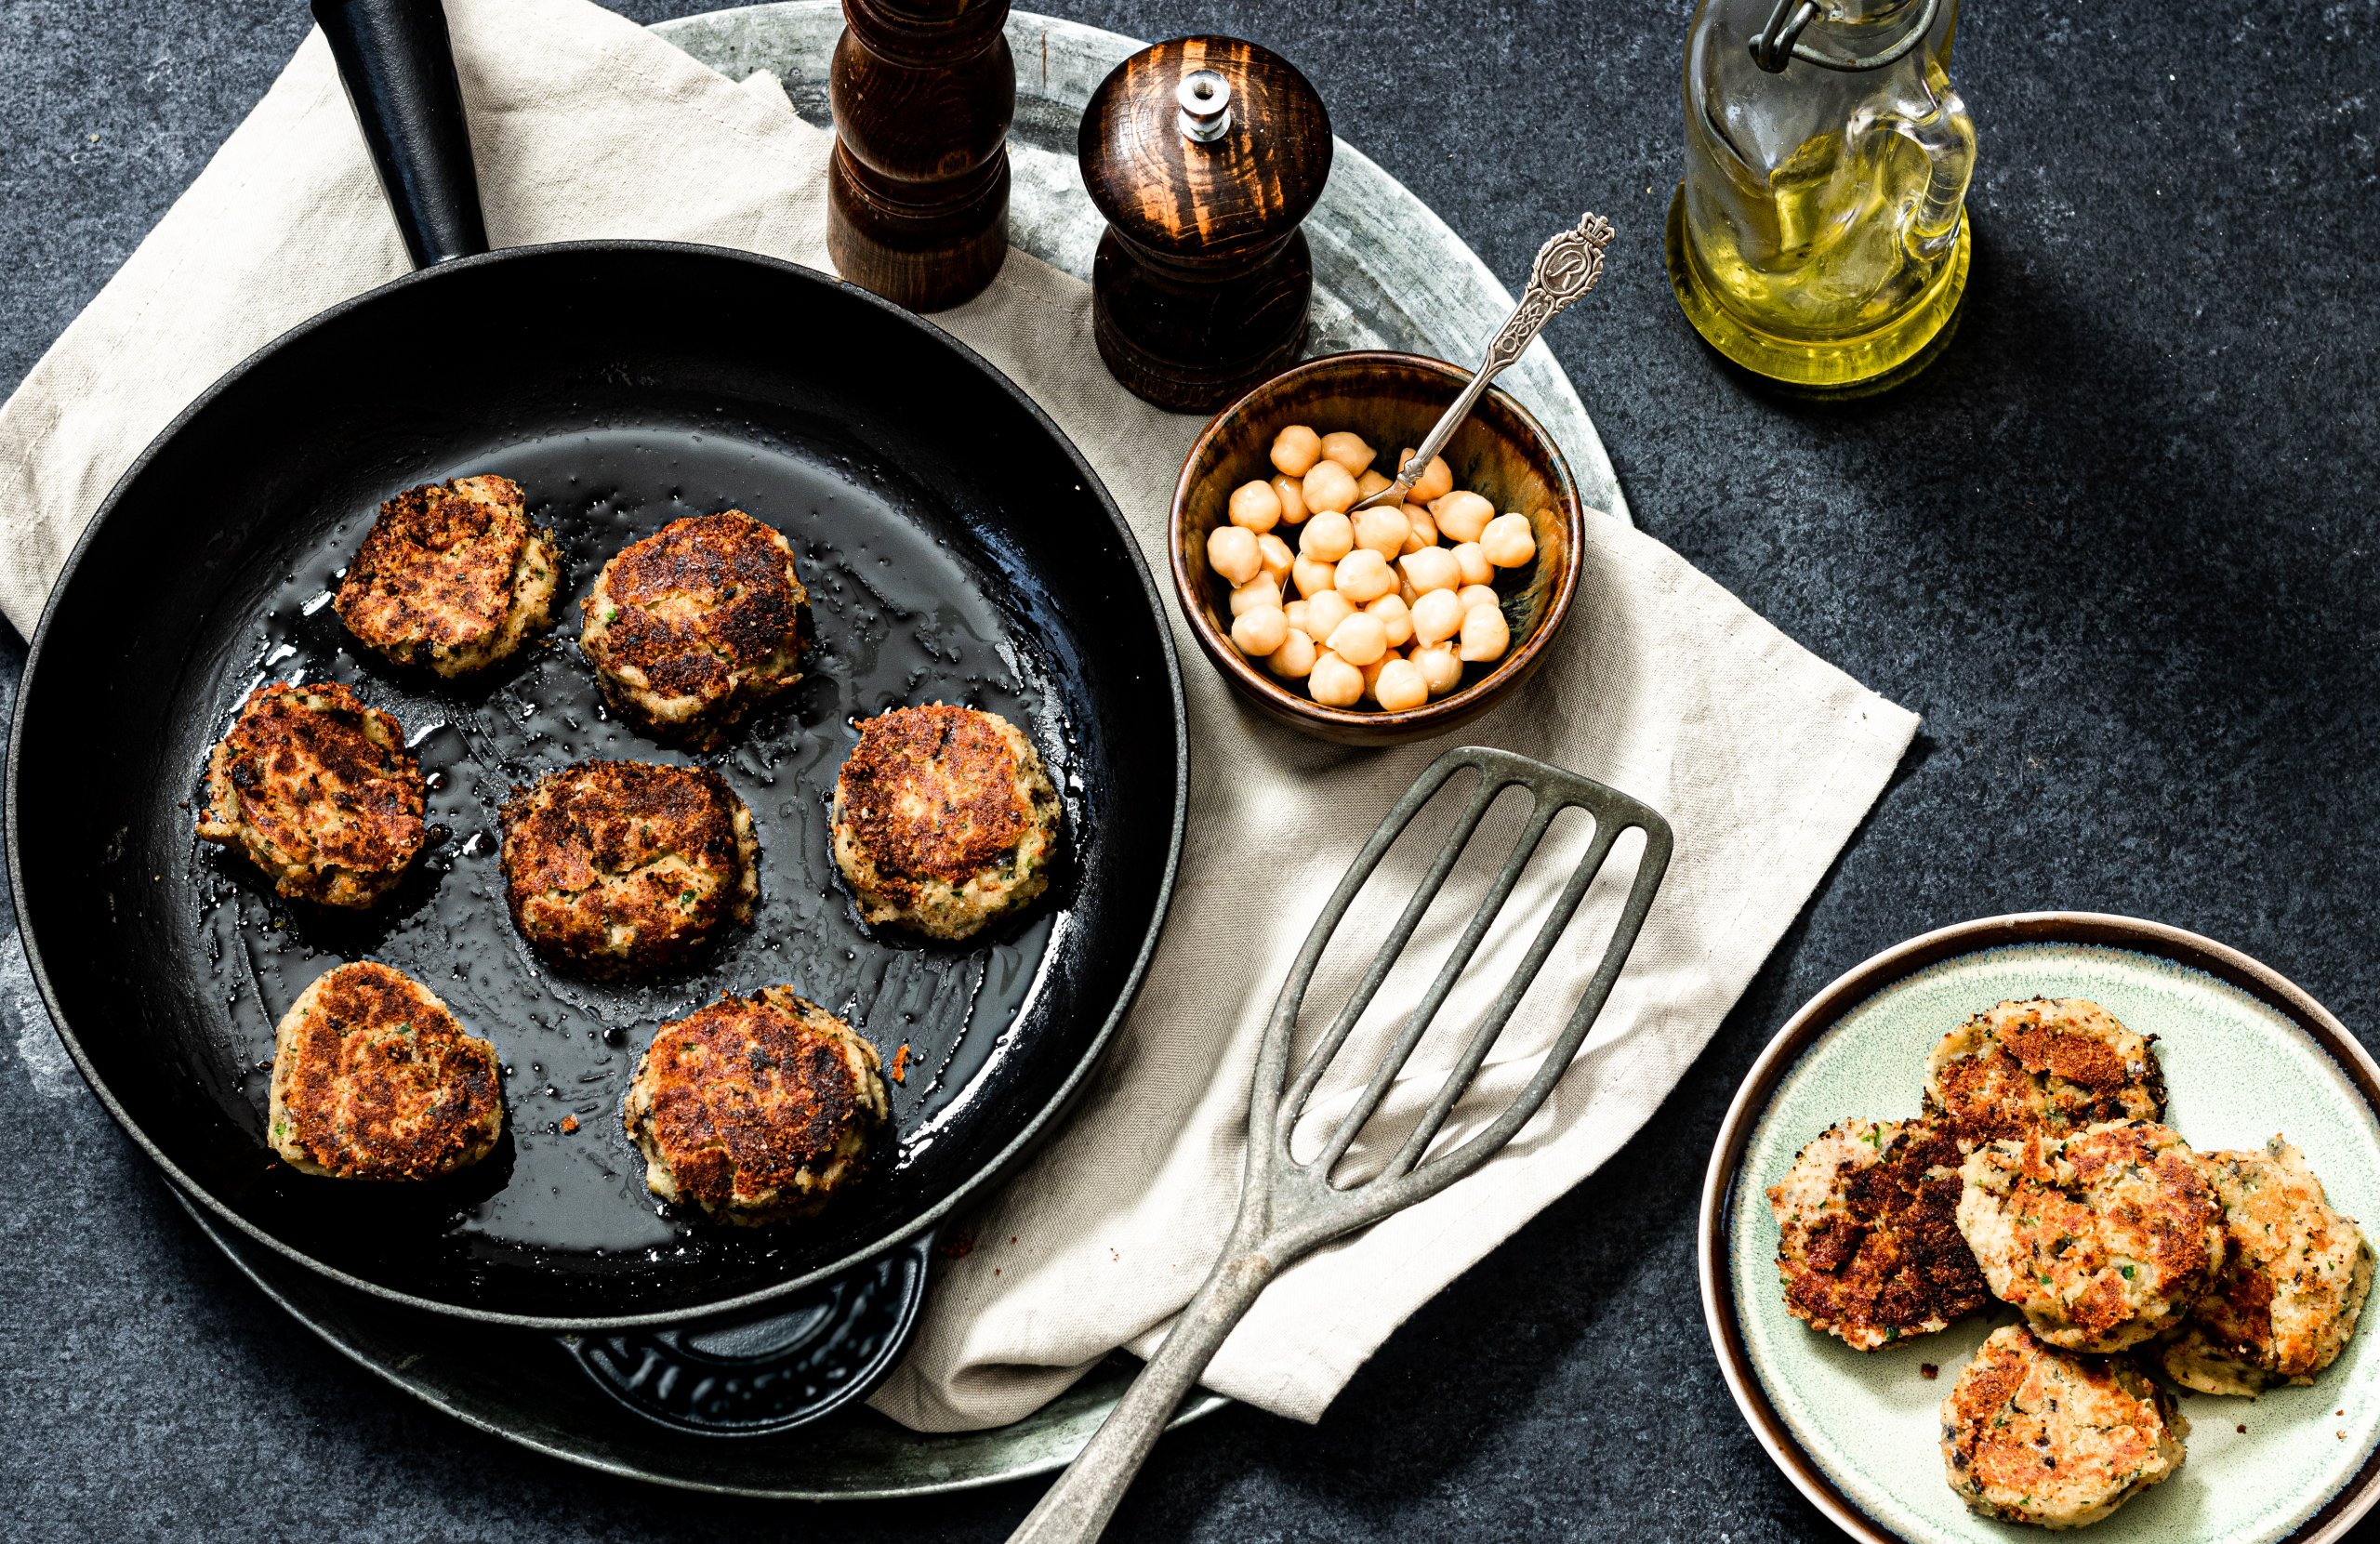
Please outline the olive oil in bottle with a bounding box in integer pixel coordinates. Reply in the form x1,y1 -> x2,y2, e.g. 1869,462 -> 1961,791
1668,0 -> 1975,389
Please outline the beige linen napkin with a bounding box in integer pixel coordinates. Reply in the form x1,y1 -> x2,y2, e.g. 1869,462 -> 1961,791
0,0 -> 1917,1432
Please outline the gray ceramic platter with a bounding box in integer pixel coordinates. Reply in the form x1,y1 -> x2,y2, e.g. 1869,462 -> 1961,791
658,1 -> 1629,526
1701,914 -> 2380,1544
174,1 -> 1635,1497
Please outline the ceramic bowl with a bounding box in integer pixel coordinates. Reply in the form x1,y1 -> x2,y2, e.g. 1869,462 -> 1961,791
1170,351 -> 1585,747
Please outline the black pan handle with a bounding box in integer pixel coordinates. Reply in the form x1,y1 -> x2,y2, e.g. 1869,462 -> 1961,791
312,0 -> 490,269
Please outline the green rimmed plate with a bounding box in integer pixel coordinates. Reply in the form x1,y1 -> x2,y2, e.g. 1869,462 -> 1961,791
1700,914 -> 2380,1544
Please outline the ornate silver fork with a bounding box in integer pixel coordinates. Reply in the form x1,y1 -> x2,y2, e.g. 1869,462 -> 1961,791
1352,211 -> 1617,513
1009,745 -> 1673,1544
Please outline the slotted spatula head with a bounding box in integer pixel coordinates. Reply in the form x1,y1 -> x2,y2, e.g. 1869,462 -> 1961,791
1245,744 -> 1673,1256
1009,745 -> 1673,1544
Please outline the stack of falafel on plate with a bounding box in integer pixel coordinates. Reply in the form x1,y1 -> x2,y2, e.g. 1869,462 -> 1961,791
197,474 -> 1060,1226
1768,997 -> 2375,1529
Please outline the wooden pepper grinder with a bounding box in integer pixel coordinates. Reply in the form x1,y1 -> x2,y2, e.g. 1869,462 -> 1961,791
827,0 -> 1012,311
1079,37 -> 1332,413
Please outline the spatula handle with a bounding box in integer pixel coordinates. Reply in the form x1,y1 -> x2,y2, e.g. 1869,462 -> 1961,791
1005,1250 -> 1277,1544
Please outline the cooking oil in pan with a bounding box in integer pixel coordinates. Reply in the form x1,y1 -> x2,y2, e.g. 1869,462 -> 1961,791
188,426 -> 1077,1265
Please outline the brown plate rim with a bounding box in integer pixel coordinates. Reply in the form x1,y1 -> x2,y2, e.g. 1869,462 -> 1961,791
1167,349 -> 1586,737
1696,910 -> 2380,1544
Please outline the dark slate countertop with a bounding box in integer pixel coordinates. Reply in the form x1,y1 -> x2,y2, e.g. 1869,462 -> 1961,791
4,0 -> 2374,1539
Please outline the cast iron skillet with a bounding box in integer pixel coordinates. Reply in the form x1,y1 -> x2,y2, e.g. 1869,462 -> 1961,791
5,0 -> 1183,1363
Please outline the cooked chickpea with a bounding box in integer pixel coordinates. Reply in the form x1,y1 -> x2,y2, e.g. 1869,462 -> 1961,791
1399,448 -> 1454,503
1373,658 -> 1428,712
1410,587 -> 1465,645
1302,460 -> 1358,517
1352,505 -> 1408,560
1207,524 -> 1262,586
1304,589 -> 1356,644
1459,602 -> 1510,663
1432,490 -> 1494,544
1230,574 -> 1281,616
1308,650 -> 1363,706
1333,549 -> 1396,604
1400,546 -> 1461,594
1271,425 -> 1322,478
1229,480 -> 1283,534
1229,423 -> 1542,713
1299,508 -> 1355,561
1232,605 -> 1289,656
1267,627 -> 1317,679
1480,512 -> 1537,569
1326,612 -> 1388,667
1413,642 -> 1463,695
1320,430 -> 1376,477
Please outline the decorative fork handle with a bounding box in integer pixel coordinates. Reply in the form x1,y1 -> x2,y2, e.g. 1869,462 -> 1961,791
1355,211 -> 1615,512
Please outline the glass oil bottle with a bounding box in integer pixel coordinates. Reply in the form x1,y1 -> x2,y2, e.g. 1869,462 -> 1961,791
1667,0 -> 1976,390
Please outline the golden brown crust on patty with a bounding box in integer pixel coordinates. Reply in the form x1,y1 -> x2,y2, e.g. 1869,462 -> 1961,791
1941,1324 -> 2186,1528
268,962 -> 503,1180
623,986 -> 887,1225
2157,1136 -> 2375,1394
830,704 -> 1060,942
335,474 -> 559,677
578,511 -> 808,746
499,760 -> 758,979
1957,1120 -> 2228,1352
1924,997 -> 2166,1148
1768,1116 -> 1989,1350
195,681 -> 427,908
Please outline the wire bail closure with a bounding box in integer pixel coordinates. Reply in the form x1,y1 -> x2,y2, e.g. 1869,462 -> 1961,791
1749,0 -> 1939,73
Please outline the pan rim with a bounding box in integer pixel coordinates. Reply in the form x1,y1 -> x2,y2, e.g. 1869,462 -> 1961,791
6,238 -> 1191,1331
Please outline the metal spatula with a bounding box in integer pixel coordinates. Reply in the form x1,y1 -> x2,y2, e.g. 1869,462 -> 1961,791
1009,745 -> 1674,1544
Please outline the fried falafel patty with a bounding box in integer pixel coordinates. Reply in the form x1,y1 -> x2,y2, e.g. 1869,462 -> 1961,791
499,760 -> 757,978
1940,1324 -> 2187,1530
2157,1135 -> 2375,1395
1768,1116 -> 1989,1351
579,511 -> 808,746
268,962 -> 503,1180
334,473 -> 559,676
830,704 -> 1060,942
1924,997 -> 2166,1149
196,681 -> 428,908
1957,1120 -> 2228,1353
624,986 -> 888,1224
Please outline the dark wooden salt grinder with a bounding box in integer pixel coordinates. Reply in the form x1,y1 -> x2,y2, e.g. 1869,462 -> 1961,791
1079,37 -> 1332,412
826,0 -> 1012,311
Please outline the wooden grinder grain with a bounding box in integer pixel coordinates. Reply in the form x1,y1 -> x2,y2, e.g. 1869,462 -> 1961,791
1078,37 -> 1332,412
827,0 -> 1013,311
